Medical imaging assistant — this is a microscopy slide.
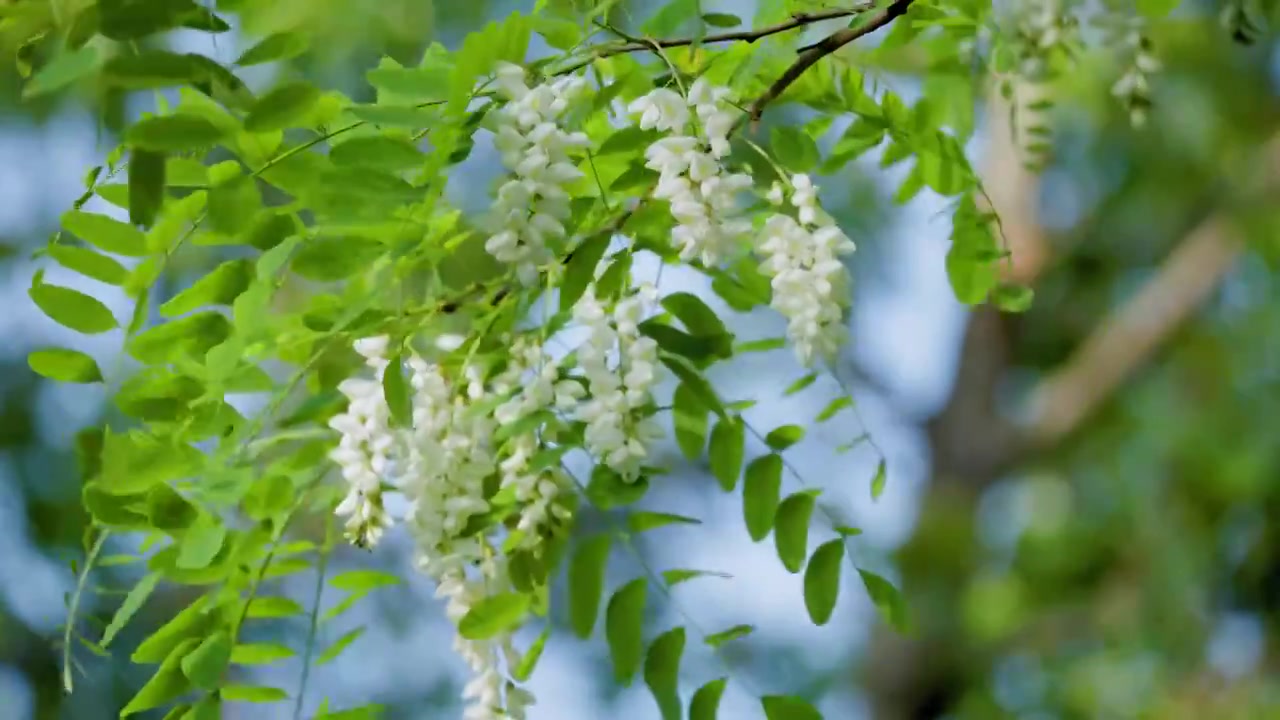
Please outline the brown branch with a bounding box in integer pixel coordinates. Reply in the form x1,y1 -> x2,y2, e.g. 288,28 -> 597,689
743,0 -> 917,126
1022,137 -> 1280,448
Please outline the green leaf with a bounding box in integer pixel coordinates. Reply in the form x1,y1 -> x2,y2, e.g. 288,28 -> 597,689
560,234 -> 612,313
207,174 -> 261,236
672,382 -> 709,460
660,353 -> 727,419
568,534 -> 611,638
30,282 -> 117,334
317,626 -> 365,666
236,32 -> 310,66
62,210 -> 148,256
605,578 -> 647,685
513,625 -> 551,682
246,596 -> 304,619
126,115 -> 226,152
641,320 -> 732,363
775,492 -> 817,573
177,514 -> 227,569
662,568 -> 731,586
804,540 -> 844,625
245,81 -> 321,132
181,631 -> 231,690
765,425 -> 805,451
128,149 -> 166,229
598,127 -> 663,156
28,348 -> 103,383
222,685 -> 289,702
770,126 -> 820,173
815,396 -> 852,423
762,695 -> 823,720
870,460 -> 887,501
661,291 -> 728,338
643,627 -> 685,720
690,677 -> 728,720
458,592 -> 531,640
993,283 -> 1034,313
102,51 -> 204,89
743,454 -> 783,542
1136,0 -> 1181,17
329,570 -> 400,592
330,136 -> 425,172
627,511 -> 701,534
704,623 -> 753,648
586,464 -> 649,509
858,569 -> 909,631
121,639 -> 197,716
382,352 -> 412,428
708,417 -> 744,491
101,572 -> 160,647
47,245 -> 128,285
161,259 -> 253,317
128,312 -> 231,365
702,13 -> 742,28
784,372 -> 818,396
23,45 -> 99,98
231,643 -> 296,665
133,596 -> 216,663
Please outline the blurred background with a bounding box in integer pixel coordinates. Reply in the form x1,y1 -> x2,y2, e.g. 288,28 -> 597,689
1,0 -> 1279,718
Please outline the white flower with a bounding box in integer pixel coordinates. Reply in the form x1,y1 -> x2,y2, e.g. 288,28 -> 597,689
485,64 -> 590,284
756,177 -> 856,367
628,88 -> 688,132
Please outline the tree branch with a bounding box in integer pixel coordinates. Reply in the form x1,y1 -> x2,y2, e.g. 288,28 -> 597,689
743,0 -> 916,126
596,5 -> 875,57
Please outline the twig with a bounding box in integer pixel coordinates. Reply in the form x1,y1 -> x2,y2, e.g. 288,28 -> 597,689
741,0 -> 917,129
555,5 -> 875,75
62,530 -> 108,693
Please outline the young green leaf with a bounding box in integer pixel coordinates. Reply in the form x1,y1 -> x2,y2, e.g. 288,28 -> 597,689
870,460 -> 887,501
329,570 -> 401,592
181,631 -> 232,690
121,639 -> 198,716
231,643 -> 296,665
815,396 -> 853,423
708,416 -> 744,491
458,592 -> 531,640
245,81 -> 321,132
704,623 -> 753,648
160,259 -> 254,317
221,685 -> 290,702
30,283 -> 117,334
770,126 -> 820,173
762,695 -> 823,720
672,382 -> 709,460
774,492 -> 817,573
330,136 -> 425,172
246,596 -> 305,619
661,569 -> 732,587
627,511 -> 701,535
660,353 -> 727,419
643,627 -> 686,720
176,513 -> 227,569
784,372 -> 818,396
568,534 -> 611,638
28,348 -> 103,383
317,626 -> 366,666
512,625 -> 551,682
101,572 -> 160,647
765,425 -> 805,451
559,234 -> 611,312
23,45 -> 99,98
661,291 -> 728,338
743,454 -> 783,541
235,32 -> 310,66
126,115 -> 226,152
605,578 -> 647,685
47,245 -> 128,285
382,352 -> 413,428
62,210 -> 148,256
132,596 -> 215,663
689,677 -> 728,720
128,148 -> 166,228
804,540 -> 844,626
858,569 -> 909,631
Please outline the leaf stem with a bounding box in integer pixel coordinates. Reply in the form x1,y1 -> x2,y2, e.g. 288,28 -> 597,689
62,530 -> 108,693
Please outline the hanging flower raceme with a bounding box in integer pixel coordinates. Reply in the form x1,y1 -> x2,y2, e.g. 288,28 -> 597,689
330,335 -> 396,549
1109,22 -> 1160,127
571,283 -> 663,480
759,175 -> 857,368
629,78 -> 752,267
486,63 -> 591,285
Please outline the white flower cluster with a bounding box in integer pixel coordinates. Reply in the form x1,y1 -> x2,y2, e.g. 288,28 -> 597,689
329,336 -> 397,549
1012,0 -> 1079,78
571,284 -> 663,479
629,79 -> 752,266
491,339 -> 577,550
487,63 -> 590,285
328,339 -> 536,720
759,175 -> 857,368
1109,23 -> 1160,127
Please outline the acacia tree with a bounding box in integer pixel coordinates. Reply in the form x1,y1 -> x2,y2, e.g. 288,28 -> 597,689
11,0 -> 1273,718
